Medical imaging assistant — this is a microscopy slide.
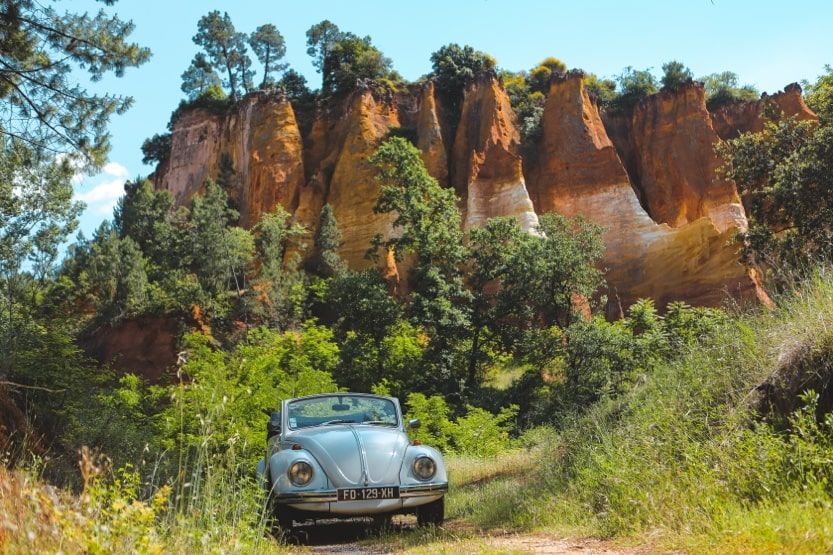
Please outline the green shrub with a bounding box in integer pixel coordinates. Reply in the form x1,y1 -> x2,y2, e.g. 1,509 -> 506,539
404,393 -> 518,457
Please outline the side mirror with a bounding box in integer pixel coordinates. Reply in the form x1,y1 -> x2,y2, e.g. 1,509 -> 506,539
266,410 -> 282,440
408,418 -> 421,430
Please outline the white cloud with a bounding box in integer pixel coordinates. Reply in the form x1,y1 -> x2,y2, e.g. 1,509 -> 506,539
102,161 -> 129,178
74,178 -> 125,204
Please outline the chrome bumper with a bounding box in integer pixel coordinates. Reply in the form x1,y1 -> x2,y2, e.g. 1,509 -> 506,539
275,482 -> 448,504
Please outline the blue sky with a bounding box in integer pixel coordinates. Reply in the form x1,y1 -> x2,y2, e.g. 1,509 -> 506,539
72,0 -> 833,237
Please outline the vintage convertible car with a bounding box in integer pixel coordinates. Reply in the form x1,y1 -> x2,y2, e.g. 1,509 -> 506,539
256,393 -> 447,529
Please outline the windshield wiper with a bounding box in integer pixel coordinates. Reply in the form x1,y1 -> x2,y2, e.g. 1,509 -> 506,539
319,419 -> 356,426
362,420 -> 395,426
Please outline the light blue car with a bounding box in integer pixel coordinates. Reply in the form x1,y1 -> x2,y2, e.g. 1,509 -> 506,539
257,393 -> 447,530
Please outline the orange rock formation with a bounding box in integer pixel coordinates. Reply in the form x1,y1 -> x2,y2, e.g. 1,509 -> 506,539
154,75 -> 784,316
711,83 -> 818,140
528,74 -> 769,311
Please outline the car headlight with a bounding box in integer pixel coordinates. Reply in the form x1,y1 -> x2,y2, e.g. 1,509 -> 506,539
413,456 -> 436,480
288,461 -> 313,486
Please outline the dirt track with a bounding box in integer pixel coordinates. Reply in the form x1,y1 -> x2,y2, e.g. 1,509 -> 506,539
284,518 -> 652,554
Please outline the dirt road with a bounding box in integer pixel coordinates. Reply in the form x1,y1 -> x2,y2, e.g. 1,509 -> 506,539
285,518 -> 650,554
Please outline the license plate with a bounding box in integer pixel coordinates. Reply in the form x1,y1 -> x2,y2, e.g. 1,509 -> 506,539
337,486 -> 400,501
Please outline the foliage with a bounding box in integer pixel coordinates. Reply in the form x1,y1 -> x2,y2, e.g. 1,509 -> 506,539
583,73 -> 617,108
804,64 -> 833,125
192,11 -> 253,101
716,103 -> 825,285
248,23 -> 286,88
140,132 -> 172,165
527,57 -> 567,94
501,70 -> 545,150
159,327 -> 339,466
370,137 -> 471,388
404,393 -> 518,457
0,0 -> 150,167
430,43 -> 496,116
609,66 -> 658,113
305,19 -> 343,73
304,20 -> 395,97
249,207 -> 307,329
660,60 -> 692,91
0,143 -> 82,364
322,33 -> 393,96
180,52 -> 222,100
701,71 -> 759,111
310,203 -> 345,278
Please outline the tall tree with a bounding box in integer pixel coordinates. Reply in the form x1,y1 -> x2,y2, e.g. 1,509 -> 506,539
0,142 -> 82,367
193,11 -> 252,101
370,137 -> 471,388
311,203 -> 345,278
181,52 -> 222,99
305,20 -> 343,73
251,207 -> 306,329
0,0 -> 150,166
248,24 -> 286,88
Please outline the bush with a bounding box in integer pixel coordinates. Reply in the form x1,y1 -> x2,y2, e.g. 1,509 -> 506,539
404,393 -> 518,457
702,71 -> 759,111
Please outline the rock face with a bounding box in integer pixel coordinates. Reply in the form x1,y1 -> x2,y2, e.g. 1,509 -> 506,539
711,83 -> 818,140
628,83 -> 744,230
154,75 -> 783,314
82,317 -> 181,382
528,74 -> 769,311
157,92 -> 304,228
451,77 -> 539,232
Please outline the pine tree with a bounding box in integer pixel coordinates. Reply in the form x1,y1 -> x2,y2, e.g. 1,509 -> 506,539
249,24 -> 286,89
193,11 -> 253,101
0,0 -> 150,166
312,204 -> 345,278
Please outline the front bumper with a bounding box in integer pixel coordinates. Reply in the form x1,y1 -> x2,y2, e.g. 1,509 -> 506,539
276,482 -> 448,514
275,482 -> 448,505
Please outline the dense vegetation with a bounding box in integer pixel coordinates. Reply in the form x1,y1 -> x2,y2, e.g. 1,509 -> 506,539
4,4 -> 833,553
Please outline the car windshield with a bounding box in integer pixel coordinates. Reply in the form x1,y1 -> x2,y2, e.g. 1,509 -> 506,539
287,395 -> 399,429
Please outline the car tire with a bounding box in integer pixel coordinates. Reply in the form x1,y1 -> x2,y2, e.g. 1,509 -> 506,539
416,497 -> 444,527
274,504 -> 294,531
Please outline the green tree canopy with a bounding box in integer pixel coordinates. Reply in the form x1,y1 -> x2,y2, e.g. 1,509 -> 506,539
660,60 -> 693,91
429,43 -> 496,114
701,71 -> 758,111
610,66 -> 658,112
305,20 -> 343,72
0,0 -> 150,166
181,52 -> 222,99
370,137 -> 471,388
192,11 -> 253,101
249,23 -> 286,88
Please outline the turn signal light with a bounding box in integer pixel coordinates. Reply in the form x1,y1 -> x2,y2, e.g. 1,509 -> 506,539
291,444 -> 302,450
412,440 -> 422,446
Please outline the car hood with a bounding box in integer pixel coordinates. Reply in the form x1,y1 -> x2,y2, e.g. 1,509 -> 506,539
288,425 -> 409,487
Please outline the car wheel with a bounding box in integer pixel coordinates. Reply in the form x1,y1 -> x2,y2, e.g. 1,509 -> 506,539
265,489 -> 294,533
416,497 -> 444,527
274,503 -> 294,531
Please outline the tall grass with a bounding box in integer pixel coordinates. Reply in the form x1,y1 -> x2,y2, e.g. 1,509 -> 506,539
464,273 -> 833,551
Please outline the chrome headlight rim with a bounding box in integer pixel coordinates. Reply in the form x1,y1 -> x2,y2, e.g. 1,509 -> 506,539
413,456 -> 437,480
288,460 -> 313,486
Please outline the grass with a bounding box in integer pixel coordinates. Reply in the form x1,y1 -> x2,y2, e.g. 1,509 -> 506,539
7,274 -> 833,553
445,273 -> 833,552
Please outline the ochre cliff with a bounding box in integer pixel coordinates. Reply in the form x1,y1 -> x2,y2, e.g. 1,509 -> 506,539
711,83 -> 818,140
157,92 -> 304,228
627,83 -> 744,230
451,77 -> 539,232
528,74 -> 769,311
154,74 -> 788,318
